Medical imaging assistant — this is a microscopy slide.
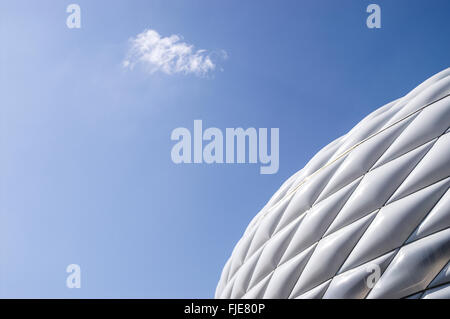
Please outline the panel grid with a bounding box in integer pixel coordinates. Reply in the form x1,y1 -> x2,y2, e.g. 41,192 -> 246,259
216,68 -> 450,299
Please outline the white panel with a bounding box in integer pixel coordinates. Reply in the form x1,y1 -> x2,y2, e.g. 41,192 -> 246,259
428,260 -> 450,288
388,132 -> 450,203
367,228 -> 450,299
247,215 -> 303,290
263,244 -> 316,299
230,249 -> 263,298
294,280 -> 331,299
241,273 -> 272,299
340,178 -> 450,272
324,250 -> 396,299
245,199 -> 290,260
381,75 -> 450,128
317,115 -> 415,200
219,275 -> 236,299
401,68 -> 450,101
373,96 -> 450,168
289,212 -> 376,297
325,141 -> 433,235
274,156 -> 346,233
279,178 -> 361,264
407,188 -> 450,243
227,227 -> 257,281
215,258 -> 232,298
421,283 -> 450,299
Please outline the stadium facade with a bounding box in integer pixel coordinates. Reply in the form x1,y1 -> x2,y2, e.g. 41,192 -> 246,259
216,68 -> 450,299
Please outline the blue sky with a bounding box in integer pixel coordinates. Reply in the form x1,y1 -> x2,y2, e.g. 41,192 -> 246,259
0,0 -> 449,298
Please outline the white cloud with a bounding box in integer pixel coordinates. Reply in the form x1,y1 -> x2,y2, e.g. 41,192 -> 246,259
123,29 -> 226,77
